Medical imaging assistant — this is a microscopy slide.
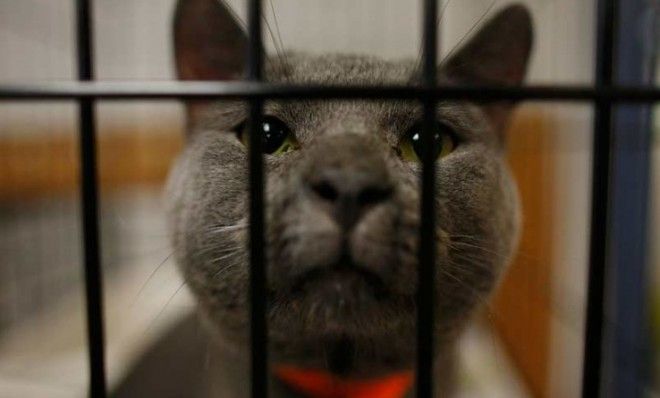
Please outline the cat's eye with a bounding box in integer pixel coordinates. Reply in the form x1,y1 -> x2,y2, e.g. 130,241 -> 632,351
398,122 -> 456,162
237,116 -> 299,155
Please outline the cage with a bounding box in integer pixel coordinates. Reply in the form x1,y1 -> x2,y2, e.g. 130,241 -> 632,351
0,0 -> 658,397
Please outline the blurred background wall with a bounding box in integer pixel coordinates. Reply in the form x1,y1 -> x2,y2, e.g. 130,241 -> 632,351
0,1 -> 656,397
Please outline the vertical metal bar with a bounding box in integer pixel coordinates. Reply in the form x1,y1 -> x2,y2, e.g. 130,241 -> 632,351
247,0 -> 266,397
76,0 -> 106,397
582,0 -> 618,396
417,0 -> 437,397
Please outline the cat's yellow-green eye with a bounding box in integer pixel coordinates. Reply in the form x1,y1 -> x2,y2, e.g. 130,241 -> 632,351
237,116 -> 299,155
398,122 -> 456,162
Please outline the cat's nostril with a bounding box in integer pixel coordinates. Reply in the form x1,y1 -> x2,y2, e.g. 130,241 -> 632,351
310,179 -> 391,207
311,180 -> 340,202
306,169 -> 393,229
357,186 -> 392,207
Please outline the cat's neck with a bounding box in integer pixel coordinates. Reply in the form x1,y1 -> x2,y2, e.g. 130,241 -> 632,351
207,328 -> 458,398
113,312 -> 457,397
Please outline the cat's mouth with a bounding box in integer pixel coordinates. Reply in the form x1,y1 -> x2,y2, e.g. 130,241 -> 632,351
267,258 -> 415,338
290,262 -> 388,299
279,256 -> 398,322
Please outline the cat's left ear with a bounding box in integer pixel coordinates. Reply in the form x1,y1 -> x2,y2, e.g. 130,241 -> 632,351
174,0 -> 252,123
442,4 -> 533,134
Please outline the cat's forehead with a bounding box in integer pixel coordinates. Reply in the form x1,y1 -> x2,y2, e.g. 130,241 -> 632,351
265,53 -> 418,85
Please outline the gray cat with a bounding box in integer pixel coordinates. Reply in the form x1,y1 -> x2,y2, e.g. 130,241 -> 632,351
114,1 -> 532,397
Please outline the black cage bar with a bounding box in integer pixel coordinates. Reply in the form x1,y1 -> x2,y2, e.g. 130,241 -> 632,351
75,0 -> 106,396
582,0 -> 618,396
416,0 -> 439,396
0,0 -> 657,396
246,0 -> 267,396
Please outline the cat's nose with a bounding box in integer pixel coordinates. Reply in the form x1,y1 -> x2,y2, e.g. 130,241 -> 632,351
307,168 -> 393,230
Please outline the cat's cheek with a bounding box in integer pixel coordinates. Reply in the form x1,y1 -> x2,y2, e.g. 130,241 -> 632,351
493,165 -> 523,277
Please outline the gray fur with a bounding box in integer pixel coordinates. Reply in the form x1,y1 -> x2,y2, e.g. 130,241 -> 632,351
115,2 -> 533,397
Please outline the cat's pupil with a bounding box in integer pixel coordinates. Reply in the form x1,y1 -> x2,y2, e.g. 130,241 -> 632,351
261,117 -> 290,154
410,127 -> 443,159
237,116 -> 295,155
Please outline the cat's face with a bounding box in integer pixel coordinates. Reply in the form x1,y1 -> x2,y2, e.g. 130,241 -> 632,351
168,0 -> 532,373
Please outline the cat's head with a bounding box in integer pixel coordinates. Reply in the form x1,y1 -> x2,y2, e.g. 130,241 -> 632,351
168,0 -> 532,374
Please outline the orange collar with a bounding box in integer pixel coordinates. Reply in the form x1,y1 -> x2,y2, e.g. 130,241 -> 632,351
274,365 -> 414,398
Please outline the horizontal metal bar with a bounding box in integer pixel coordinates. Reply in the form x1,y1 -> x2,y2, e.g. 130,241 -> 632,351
0,81 -> 659,102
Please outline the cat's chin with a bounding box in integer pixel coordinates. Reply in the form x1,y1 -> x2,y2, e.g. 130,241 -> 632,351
267,266 -> 415,340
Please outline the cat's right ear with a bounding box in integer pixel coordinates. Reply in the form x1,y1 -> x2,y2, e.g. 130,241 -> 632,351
442,4 -> 533,135
174,0 -> 249,120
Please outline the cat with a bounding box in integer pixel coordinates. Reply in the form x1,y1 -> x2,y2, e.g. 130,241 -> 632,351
113,0 -> 532,397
